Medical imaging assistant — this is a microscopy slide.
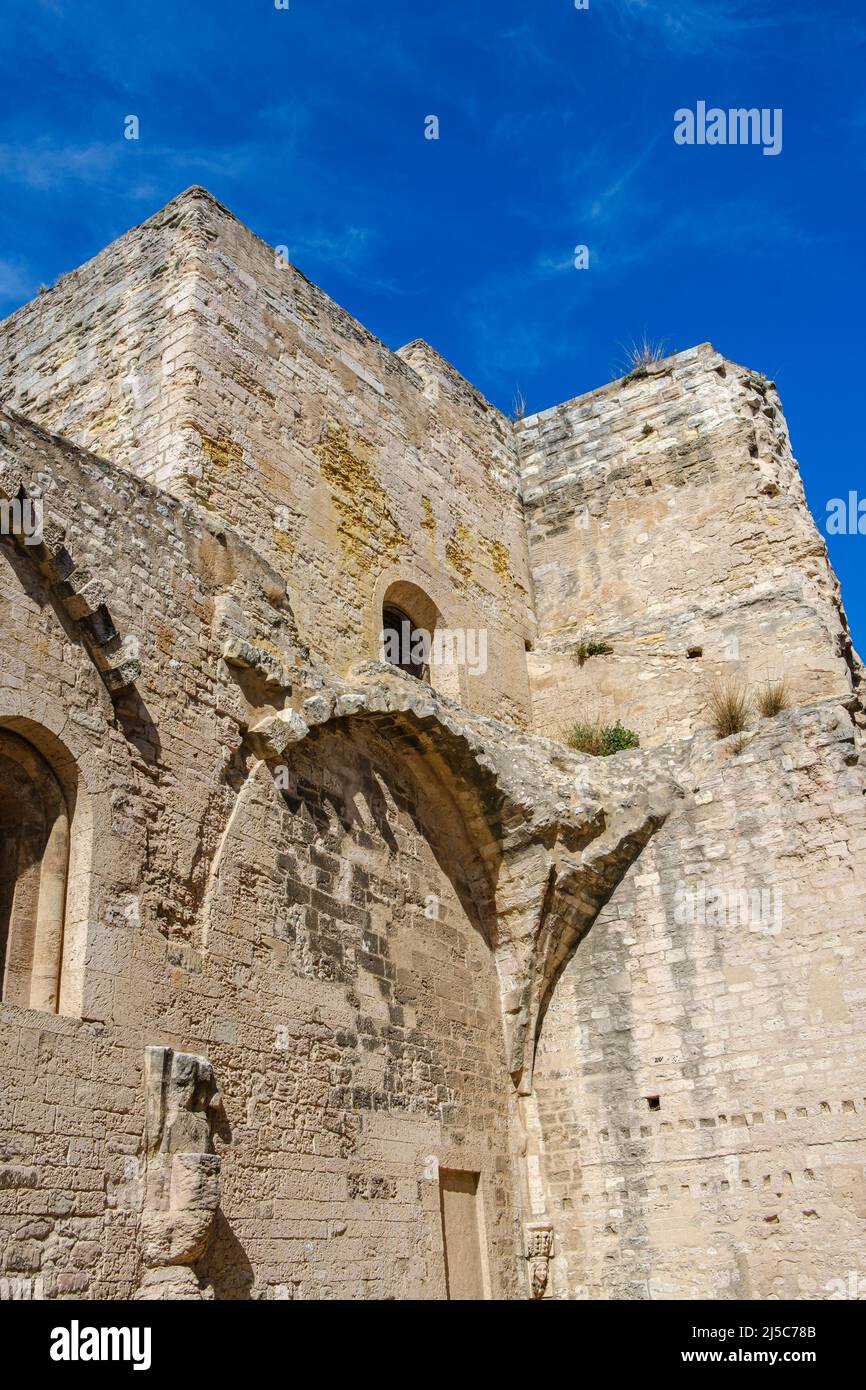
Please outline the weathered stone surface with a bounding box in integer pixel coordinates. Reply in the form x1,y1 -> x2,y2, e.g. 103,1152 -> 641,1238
135,1046 -> 221,1299
136,1045 -> 222,1295
517,347 -> 863,745
0,188 -> 862,1302
535,702 -> 866,1300
246,709 -> 309,759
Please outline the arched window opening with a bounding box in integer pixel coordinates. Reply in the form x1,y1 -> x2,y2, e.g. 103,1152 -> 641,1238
0,730 -> 69,1012
381,603 -> 428,681
378,580 -> 464,699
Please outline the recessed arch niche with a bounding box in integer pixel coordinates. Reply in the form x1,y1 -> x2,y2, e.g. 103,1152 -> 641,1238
377,578 -> 461,699
0,721 -> 90,1016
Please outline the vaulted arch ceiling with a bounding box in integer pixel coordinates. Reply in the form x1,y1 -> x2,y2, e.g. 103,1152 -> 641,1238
226,664 -> 684,1089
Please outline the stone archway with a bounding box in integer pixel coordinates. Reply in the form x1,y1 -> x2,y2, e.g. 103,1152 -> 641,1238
199,713 -> 521,1299
0,728 -> 70,1011
0,711 -> 101,1019
197,673 -> 680,1298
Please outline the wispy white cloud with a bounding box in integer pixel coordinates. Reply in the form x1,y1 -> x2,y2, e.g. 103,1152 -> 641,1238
467,306 -> 580,384
535,195 -> 818,287
461,181 -> 818,391
606,0 -> 799,54
498,22 -> 563,73
0,137 -> 275,197
460,250 -> 591,388
290,226 -> 372,263
288,225 -> 399,293
0,257 -> 36,304
0,140 -> 122,191
580,138 -> 661,227
535,253 -> 575,275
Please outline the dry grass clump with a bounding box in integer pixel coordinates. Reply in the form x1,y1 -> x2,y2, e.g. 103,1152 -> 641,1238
706,673 -> 792,740
707,678 -> 752,739
564,717 -> 640,757
619,334 -> 668,380
625,334 -> 666,368
756,677 -> 790,719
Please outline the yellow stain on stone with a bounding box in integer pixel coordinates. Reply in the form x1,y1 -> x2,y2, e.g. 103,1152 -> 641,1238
421,496 -> 436,537
154,622 -> 178,656
314,423 -> 406,574
88,412 -> 119,436
201,435 -> 243,470
254,636 -> 288,662
546,618 -> 586,636
273,529 -> 296,559
480,535 -> 511,581
445,522 -> 474,583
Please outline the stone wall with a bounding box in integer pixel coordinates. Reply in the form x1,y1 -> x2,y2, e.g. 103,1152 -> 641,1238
0,189 -> 534,728
0,409 -> 521,1298
533,701 -> 866,1299
517,345 -> 860,746
0,1006 -> 145,1298
198,721 -> 519,1299
2,189 -> 865,1303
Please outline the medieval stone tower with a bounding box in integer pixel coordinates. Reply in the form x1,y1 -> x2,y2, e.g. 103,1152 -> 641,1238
0,187 -> 863,1300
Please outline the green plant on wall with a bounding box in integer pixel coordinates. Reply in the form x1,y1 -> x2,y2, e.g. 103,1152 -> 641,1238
576,638 -> 614,665
564,719 -> 640,757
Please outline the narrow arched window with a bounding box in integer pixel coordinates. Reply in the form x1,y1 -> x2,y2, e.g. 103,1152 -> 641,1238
377,581 -> 465,697
0,730 -> 69,1012
381,603 -> 428,680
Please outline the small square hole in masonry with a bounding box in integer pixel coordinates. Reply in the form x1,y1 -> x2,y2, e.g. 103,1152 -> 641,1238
647,1096 -> 661,1111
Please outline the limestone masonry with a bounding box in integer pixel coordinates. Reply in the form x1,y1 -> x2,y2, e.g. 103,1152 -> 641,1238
0,187 -> 863,1300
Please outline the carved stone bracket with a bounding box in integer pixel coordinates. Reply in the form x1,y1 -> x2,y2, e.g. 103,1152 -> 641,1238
0,450 -> 141,696
526,1221 -> 554,1299
135,1046 -> 222,1300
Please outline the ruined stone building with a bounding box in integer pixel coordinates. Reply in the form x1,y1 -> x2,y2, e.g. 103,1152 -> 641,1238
0,187 -> 864,1300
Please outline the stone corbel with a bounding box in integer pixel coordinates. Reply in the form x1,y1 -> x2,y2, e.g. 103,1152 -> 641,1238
135,1046 -> 222,1300
526,1221 -> 555,1300
0,453 -> 140,695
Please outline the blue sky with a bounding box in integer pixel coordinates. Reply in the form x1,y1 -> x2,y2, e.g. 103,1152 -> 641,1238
1,0 -> 864,648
